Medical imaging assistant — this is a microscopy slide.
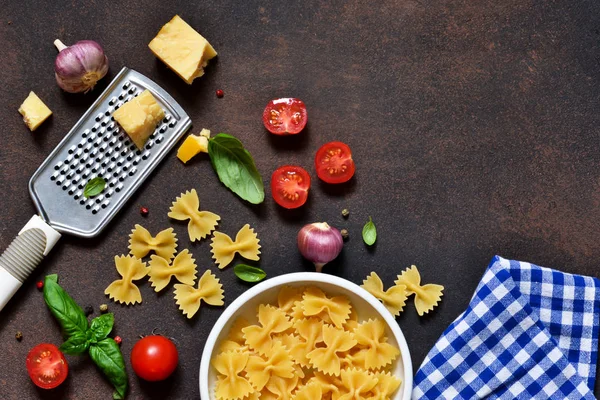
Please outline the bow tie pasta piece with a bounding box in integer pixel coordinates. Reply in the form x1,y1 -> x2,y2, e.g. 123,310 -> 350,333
395,265 -> 444,316
278,286 -> 306,315
264,373 -> 300,400
369,372 -> 402,400
289,318 -> 325,367
213,351 -> 254,400
128,225 -> 178,261
306,325 -> 357,376
343,306 -> 359,332
148,250 -> 197,292
243,304 -> 292,355
292,381 -> 323,400
337,369 -> 379,400
168,189 -> 221,242
307,372 -> 342,397
361,272 -> 408,317
301,287 -> 351,329
211,224 -> 261,269
353,319 -> 400,370
174,270 -> 224,319
220,317 -> 251,353
104,255 -> 149,305
244,342 -> 295,391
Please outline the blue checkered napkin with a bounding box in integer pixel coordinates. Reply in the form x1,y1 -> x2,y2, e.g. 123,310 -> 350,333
413,256 -> 600,399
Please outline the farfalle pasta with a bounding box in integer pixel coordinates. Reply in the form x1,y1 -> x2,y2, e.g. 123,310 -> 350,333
211,286 -> 404,400
212,351 -> 254,400
245,342 -> 295,391
168,189 -> 220,242
104,255 -> 149,305
128,224 -> 177,261
242,304 -> 292,355
211,224 -> 261,269
148,249 -> 197,292
353,319 -> 400,370
395,265 -> 444,316
361,272 -> 408,316
301,287 -> 351,328
173,270 -> 224,318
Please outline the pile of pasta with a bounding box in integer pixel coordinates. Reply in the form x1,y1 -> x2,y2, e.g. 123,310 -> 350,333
212,286 -> 403,400
104,189 -> 262,319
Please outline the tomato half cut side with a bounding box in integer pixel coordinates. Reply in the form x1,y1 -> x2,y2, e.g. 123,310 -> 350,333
315,141 -> 356,184
271,165 -> 311,209
262,98 -> 308,135
26,343 -> 68,389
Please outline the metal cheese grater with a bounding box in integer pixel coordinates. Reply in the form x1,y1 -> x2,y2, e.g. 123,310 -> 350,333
0,67 -> 191,311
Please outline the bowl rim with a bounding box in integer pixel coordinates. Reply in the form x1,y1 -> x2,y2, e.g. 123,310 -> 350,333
199,272 -> 413,400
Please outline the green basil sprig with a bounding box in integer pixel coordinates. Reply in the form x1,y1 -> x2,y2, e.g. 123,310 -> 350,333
43,275 -> 127,399
362,216 -> 377,246
84,177 -> 106,198
208,133 -> 264,204
234,264 -> 267,283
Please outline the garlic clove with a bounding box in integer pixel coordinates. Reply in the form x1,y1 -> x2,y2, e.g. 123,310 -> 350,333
54,39 -> 109,93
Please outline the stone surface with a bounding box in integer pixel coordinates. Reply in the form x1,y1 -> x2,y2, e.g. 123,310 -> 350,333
1,0 -> 600,398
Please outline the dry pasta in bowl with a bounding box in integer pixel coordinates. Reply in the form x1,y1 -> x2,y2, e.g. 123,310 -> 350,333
199,273 -> 412,400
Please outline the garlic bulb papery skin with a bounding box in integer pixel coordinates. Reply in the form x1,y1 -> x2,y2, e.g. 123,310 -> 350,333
297,222 -> 344,272
54,39 -> 109,93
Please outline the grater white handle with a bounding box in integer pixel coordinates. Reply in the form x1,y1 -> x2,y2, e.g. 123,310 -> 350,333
0,216 -> 61,312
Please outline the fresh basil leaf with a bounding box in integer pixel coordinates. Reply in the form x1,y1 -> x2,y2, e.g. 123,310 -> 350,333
43,275 -> 89,338
84,177 -> 106,198
90,313 -> 114,341
46,274 -> 58,283
208,133 -> 264,204
60,332 -> 89,355
89,338 -> 128,400
362,216 -> 377,246
234,264 -> 267,283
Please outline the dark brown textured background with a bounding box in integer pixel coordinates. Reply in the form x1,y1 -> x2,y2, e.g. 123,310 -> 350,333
1,0 -> 600,398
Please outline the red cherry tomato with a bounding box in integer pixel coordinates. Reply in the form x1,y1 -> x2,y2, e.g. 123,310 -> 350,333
131,335 -> 178,381
262,98 -> 307,135
315,141 -> 356,184
26,343 -> 68,389
271,165 -> 311,209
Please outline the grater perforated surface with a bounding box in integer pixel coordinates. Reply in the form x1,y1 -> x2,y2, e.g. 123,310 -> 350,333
29,67 -> 191,238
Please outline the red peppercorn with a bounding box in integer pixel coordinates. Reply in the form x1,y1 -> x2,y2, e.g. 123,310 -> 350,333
216,89 -> 224,98
140,206 -> 149,217
114,336 -> 122,345
36,281 -> 43,290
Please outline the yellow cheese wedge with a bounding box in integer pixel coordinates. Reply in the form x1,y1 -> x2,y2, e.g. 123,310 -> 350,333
113,90 -> 165,149
18,92 -> 52,131
148,15 -> 217,84
177,129 -> 210,163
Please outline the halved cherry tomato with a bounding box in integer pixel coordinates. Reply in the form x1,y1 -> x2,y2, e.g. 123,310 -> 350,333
271,165 -> 311,209
315,141 -> 356,184
262,98 -> 307,135
26,343 -> 68,389
131,335 -> 178,381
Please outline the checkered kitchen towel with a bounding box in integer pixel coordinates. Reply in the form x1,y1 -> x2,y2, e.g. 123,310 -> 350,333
413,256 -> 600,399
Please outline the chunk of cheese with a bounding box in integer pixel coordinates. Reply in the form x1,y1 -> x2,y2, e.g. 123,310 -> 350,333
18,92 -> 52,131
113,90 -> 165,149
148,15 -> 217,84
177,129 -> 210,163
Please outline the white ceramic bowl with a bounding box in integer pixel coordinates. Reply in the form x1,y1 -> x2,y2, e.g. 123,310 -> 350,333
199,272 -> 413,400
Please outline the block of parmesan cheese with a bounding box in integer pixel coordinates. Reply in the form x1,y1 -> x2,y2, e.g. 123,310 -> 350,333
148,15 -> 217,84
113,90 -> 165,149
177,129 -> 210,163
18,92 -> 52,131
